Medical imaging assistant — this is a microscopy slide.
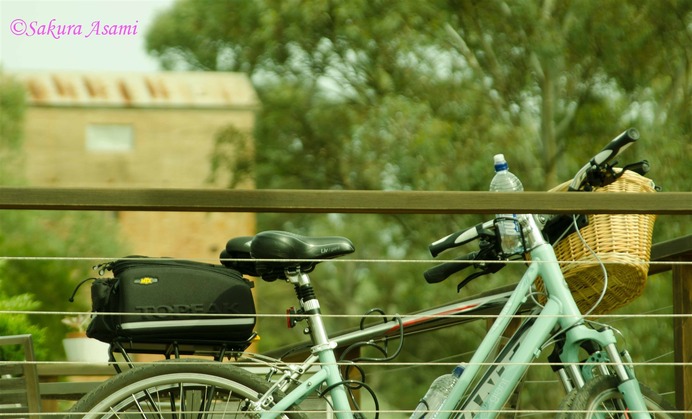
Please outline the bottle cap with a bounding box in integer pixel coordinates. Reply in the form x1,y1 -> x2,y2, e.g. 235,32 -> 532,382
452,365 -> 465,377
493,154 -> 508,171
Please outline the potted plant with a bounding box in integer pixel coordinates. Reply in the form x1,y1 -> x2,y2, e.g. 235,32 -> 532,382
62,314 -> 110,363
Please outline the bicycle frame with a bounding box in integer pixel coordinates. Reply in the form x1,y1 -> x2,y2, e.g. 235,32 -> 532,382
252,289 -> 518,417
261,286 -> 519,361
253,215 -> 652,419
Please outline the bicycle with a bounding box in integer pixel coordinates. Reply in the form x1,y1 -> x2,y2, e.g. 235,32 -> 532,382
67,130 -> 678,418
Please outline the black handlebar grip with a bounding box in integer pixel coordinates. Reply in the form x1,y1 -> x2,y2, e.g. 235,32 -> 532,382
424,252 -> 478,284
591,128 -> 639,167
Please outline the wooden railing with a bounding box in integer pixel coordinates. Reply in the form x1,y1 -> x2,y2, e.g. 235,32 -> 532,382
0,187 -> 689,214
1,187 -> 690,415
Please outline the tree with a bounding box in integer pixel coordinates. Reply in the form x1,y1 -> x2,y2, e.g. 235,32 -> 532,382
146,0 -> 689,410
0,262 -> 48,361
148,0 -> 689,190
0,71 -> 26,182
445,1 -> 690,186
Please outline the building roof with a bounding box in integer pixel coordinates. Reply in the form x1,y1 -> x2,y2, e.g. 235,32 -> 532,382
9,71 -> 259,109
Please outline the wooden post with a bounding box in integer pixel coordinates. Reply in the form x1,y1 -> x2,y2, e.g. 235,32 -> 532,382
650,235 -> 692,417
673,260 -> 691,417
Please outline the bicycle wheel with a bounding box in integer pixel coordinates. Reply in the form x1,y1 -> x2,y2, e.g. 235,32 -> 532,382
67,359 -> 305,418
561,375 -> 680,418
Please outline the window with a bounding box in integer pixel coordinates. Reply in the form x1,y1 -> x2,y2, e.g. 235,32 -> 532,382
85,124 -> 134,152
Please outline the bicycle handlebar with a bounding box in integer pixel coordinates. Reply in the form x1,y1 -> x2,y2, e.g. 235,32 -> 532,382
429,220 -> 495,257
593,128 -> 639,166
425,128 -> 642,284
568,128 -> 639,190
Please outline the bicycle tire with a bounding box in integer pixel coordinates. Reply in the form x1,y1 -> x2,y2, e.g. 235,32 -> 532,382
66,359 -> 306,418
555,388 -> 578,418
561,375 -> 680,418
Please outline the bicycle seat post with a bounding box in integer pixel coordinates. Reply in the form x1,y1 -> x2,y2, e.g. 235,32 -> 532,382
286,268 -> 333,350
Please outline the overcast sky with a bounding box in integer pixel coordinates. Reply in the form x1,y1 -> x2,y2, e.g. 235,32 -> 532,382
0,0 -> 175,72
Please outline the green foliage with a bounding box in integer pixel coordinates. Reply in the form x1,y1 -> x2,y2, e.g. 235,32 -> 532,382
0,71 -> 128,360
0,74 -> 25,150
147,0 -> 690,411
0,73 -> 26,182
0,210 -> 126,360
0,263 -> 48,361
0,302 -> 47,361
148,0 -> 689,191
209,125 -> 254,188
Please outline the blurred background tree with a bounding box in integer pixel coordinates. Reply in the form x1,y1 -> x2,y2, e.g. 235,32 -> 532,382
0,261 -> 48,361
138,0 -> 689,411
0,72 -> 127,360
0,71 -> 25,180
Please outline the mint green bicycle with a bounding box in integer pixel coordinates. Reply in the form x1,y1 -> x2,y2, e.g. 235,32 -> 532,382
68,131 -> 678,418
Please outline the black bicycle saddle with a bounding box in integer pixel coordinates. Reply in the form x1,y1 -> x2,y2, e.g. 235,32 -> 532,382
251,230 -> 354,260
220,236 -> 257,277
251,230 -> 355,281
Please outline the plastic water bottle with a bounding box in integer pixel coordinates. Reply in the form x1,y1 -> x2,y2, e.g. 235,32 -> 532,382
490,154 -> 524,255
410,365 -> 465,418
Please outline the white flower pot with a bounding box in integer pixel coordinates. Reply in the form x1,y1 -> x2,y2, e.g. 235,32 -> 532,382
62,334 -> 110,363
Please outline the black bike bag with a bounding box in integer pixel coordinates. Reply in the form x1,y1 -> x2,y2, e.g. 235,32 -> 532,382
85,257 -> 256,346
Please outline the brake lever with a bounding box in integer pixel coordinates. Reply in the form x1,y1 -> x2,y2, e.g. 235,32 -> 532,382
569,128 -> 639,191
583,163 -> 621,190
622,159 -> 650,176
456,239 -> 505,293
584,159 -> 652,190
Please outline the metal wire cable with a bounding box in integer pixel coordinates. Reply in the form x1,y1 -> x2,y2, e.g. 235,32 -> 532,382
1,252 -> 687,417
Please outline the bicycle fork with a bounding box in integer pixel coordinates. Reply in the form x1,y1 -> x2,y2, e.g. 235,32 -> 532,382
555,323 -> 652,418
532,237 -> 653,419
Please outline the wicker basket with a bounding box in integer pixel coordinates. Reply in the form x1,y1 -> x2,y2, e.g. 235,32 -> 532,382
537,170 -> 657,315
